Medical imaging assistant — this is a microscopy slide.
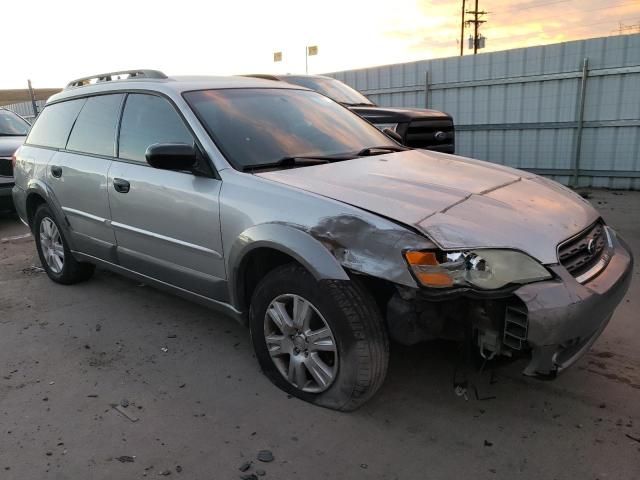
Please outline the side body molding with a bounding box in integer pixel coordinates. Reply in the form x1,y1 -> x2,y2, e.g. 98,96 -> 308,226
227,222 -> 350,310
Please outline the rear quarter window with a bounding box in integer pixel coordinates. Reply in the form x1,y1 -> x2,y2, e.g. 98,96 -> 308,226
66,94 -> 124,157
26,99 -> 86,149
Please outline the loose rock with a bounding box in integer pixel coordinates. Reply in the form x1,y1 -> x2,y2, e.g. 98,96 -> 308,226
257,450 -> 274,463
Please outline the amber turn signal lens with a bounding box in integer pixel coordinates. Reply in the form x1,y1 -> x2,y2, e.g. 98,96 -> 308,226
416,272 -> 454,287
404,251 -> 439,266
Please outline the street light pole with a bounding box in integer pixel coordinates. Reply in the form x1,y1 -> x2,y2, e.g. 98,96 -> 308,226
460,0 -> 465,56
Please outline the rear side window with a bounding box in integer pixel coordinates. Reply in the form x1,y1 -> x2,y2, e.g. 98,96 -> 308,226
118,94 -> 193,163
26,99 -> 86,148
67,94 -> 124,157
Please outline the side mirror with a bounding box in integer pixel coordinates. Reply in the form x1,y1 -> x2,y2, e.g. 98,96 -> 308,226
383,128 -> 403,144
145,143 -> 197,171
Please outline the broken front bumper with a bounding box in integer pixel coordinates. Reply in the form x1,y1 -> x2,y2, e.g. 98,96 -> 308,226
515,227 -> 633,376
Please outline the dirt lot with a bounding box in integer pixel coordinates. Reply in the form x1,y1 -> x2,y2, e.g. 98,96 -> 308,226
1,190 -> 639,480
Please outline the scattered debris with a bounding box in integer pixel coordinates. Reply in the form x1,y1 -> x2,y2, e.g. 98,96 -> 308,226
239,461 -> 252,472
120,398 -> 130,408
87,394 -> 98,398
161,347 -> 169,353
257,450 -> 274,463
240,475 -> 258,480
113,404 -> 139,422
96,324 -> 102,332
1,233 -> 32,244
179,383 -> 186,389
255,469 -> 266,476
175,465 -> 182,473
159,469 -> 171,476
117,456 -> 135,463
626,433 -> 640,444
167,334 -> 177,339
21,265 -> 44,275
454,383 -> 469,401
484,440 -> 493,447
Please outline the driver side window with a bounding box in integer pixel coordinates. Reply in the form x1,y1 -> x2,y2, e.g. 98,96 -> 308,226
118,94 -> 194,163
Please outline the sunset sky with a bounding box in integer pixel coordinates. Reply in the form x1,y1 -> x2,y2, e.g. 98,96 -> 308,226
2,0 -> 639,89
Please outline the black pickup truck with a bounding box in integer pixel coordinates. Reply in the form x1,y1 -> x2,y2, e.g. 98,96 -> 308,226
246,74 -> 455,154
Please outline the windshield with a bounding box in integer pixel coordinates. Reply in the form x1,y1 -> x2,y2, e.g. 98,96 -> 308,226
0,109 -> 30,136
184,88 -> 395,170
283,76 -> 374,106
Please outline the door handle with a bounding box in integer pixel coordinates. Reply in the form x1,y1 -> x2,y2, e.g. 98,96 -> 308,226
50,165 -> 62,178
113,178 -> 130,193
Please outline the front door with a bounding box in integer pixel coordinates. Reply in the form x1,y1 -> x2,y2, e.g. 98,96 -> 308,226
107,93 -> 226,300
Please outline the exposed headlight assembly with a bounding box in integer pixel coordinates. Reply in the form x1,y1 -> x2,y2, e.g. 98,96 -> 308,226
404,249 -> 552,290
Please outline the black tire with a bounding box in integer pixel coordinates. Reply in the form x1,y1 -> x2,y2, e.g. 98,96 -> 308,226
33,204 -> 95,284
250,263 -> 389,411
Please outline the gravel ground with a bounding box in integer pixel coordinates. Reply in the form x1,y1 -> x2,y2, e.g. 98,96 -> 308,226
0,189 -> 639,480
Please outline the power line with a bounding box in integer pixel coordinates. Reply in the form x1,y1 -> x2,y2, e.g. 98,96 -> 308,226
492,0 -> 638,24
500,0 -> 573,14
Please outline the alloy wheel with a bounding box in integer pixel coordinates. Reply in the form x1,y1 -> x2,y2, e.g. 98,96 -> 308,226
39,217 -> 64,274
264,294 -> 338,393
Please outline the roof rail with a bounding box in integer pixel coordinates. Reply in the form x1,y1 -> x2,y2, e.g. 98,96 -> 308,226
66,69 -> 168,89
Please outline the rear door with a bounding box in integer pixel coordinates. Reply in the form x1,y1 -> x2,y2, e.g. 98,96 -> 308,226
108,93 -> 226,300
30,95 -> 123,261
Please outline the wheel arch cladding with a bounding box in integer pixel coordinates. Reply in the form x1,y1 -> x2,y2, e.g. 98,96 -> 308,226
228,223 -> 350,311
26,191 -> 47,227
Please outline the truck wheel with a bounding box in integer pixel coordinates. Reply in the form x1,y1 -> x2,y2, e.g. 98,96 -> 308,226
33,204 -> 95,284
250,263 -> 389,411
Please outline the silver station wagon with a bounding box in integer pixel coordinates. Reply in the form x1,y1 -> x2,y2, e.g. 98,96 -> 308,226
12,69 -> 633,411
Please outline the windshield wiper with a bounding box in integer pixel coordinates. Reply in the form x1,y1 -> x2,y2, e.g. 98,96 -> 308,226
356,145 -> 409,156
243,155 -> 350,172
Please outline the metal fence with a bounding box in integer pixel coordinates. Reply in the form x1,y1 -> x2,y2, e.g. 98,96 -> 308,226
328,34 -> 640,189
2,100 -> 46,123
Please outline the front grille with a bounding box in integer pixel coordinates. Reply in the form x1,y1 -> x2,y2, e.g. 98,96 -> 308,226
402,119 -> 455,153
0,157 -> 13,177
558,221 -> 607,278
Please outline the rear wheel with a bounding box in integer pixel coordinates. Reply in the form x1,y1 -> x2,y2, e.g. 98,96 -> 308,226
250,264 -> 389,411
33,204 -> 95,284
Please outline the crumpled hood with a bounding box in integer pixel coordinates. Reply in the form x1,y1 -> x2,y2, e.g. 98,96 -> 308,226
257,149 -> 599,264
0,136 -> 25,158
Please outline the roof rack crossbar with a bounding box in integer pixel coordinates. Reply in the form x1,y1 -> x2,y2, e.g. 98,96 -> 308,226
66,69 -> 168,88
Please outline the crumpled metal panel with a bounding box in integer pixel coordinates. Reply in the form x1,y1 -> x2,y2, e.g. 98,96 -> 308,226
258,149 -> 599,264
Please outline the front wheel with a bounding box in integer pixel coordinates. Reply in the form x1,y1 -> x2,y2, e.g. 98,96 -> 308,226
249,264 -> 389,411
33,204 -> 95,284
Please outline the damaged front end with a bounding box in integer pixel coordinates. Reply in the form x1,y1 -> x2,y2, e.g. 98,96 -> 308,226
385,224 -> 633,378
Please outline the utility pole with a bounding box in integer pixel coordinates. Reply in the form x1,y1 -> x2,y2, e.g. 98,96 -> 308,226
27,80 -> 38,118
465,0 -> 487,54
460,0 -> 466,56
